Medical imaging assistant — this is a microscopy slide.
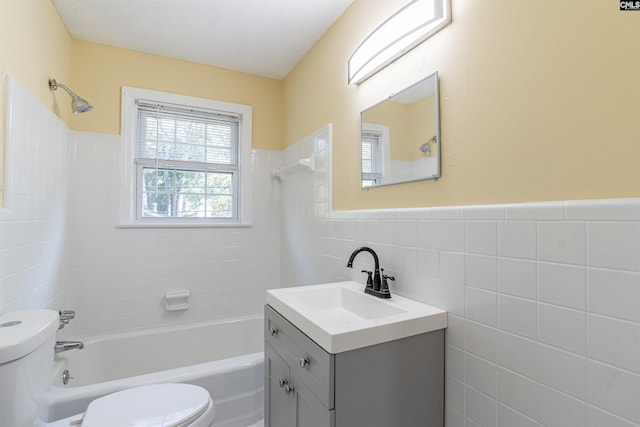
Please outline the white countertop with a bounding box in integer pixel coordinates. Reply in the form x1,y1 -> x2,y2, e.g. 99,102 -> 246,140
266,281 -> 447,353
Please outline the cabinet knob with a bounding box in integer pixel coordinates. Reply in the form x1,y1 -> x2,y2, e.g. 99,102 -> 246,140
278,377 -> 295,394
269,327 -> 279,336
298,357 -> 310,368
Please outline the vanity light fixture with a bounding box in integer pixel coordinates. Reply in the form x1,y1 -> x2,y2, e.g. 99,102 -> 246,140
348,0 -> 451,85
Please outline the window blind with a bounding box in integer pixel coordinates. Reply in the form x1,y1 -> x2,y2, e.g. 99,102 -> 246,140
362,129 -> 383,175
136,101 -> 239,167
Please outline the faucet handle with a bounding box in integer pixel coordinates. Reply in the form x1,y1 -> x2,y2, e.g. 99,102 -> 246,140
59,310 -> 76,320
380,268 -> 395,296
360,270 -> 374,288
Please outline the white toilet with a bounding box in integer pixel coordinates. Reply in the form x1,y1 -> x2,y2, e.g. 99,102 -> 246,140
0,310 -> 216,427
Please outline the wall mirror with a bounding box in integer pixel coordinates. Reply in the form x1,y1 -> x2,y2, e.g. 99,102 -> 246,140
360,71 -> 440,188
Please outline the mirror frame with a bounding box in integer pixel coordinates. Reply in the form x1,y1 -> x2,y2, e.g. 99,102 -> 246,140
360,71 -> 441,188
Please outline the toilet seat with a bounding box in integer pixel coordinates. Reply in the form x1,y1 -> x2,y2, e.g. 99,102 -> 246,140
80,383 -> 215,427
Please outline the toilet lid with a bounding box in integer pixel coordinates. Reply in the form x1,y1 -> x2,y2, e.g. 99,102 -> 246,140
81,383 -> 212,427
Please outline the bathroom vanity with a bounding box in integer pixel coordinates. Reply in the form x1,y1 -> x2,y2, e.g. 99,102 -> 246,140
264,281 -> 447,427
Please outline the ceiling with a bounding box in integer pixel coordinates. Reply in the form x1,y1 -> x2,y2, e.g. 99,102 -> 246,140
52,0 -> 353,80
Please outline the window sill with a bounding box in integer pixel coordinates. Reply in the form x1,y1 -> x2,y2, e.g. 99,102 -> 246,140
117,221 -> 252,229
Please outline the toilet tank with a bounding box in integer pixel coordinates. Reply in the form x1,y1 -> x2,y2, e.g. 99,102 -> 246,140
0,310 -> 59,427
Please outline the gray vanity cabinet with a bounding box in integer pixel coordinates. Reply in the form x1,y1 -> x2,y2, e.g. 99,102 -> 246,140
265,305 -> 444,427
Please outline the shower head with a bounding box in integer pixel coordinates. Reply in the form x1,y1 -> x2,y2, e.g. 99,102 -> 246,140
419,135 -> 437,154
49,79 -> 93,114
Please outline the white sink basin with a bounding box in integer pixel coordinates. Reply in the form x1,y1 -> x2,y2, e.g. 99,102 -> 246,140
266,281 -> 447,353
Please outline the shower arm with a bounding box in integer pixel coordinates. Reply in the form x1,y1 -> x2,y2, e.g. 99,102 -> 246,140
49,79 -> 78,98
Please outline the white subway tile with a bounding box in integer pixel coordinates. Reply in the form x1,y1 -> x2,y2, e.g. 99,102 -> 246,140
466,221 -> 497,255
445,406 -> 465,427
587,360 -> 640,423
587,314 -> 640,374
446,314 -> 466,349
466,255 -> 497,291
391,220 -> 418,247
505,201 -> 566,220
588,268 -> 640,322
539,221 -> 587,265
538,344 -> 586,399
446,374 -> 466,414
498,295 -> 537,340
497,331 -> 537,380
498,258 -> 536,299
466,353 -> 497,398
397,208 -> 428,220
446,344 -> 466,381
416,248 -> 439,279
439,221 -> 466,252
439,251 -> 466,285
466,288 -> 498,327
461,205 -> 505,220
566,198 -> 640,221
466,418 -> 481,427
538,303 -> 586,355
538,385 -> 586,427
587,405 -> 639,427
427,207 -> 462,220
417,220 -> 439,249
466,386 -> 497,427
498,221 -> 536,259
439,281 -> 465,316
498,404 -> 537,427
588,222 -> 640,272
538,262 -> 586,310
497,368 -> 538,420
466,320 -> 497,362
404,276 -> 438,306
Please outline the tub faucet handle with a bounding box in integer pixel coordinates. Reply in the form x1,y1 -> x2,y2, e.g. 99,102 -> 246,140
59,310 -> 76,320
58,310 -> 76,330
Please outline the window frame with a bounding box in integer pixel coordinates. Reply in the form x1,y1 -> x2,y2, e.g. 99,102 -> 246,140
120,87 -> 252,227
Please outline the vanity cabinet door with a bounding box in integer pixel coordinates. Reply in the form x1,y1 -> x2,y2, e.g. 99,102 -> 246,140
266,343 -> 335,427
293,372 -> 335,427
265,343 -> 296,427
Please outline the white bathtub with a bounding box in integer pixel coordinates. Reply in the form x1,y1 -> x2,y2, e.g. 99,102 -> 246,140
49,315 -> 264,427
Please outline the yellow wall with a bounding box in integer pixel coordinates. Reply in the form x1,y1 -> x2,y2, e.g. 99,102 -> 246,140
2,0 -> 639,210
70,40 -> 284,150
0,0 -> 72,204
284,0 -> 640,210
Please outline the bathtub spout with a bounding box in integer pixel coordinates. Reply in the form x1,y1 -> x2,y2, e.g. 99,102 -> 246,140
55,341 -> 84,353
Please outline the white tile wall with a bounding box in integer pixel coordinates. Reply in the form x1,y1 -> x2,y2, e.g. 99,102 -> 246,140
61,131 -> 282,337
0,76 -> 69,313
281,128 -> 640,427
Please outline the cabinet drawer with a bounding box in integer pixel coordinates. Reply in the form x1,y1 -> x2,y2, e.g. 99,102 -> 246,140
265,305 -> 334,409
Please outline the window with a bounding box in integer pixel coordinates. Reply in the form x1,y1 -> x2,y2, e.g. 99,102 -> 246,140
361,129 -> 383,187
361,122 -> 390,187
121,87 -> 252,226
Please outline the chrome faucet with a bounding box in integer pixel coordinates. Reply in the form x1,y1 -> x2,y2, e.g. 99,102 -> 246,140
346,247 -> 393,299
55,341 -> 84,353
